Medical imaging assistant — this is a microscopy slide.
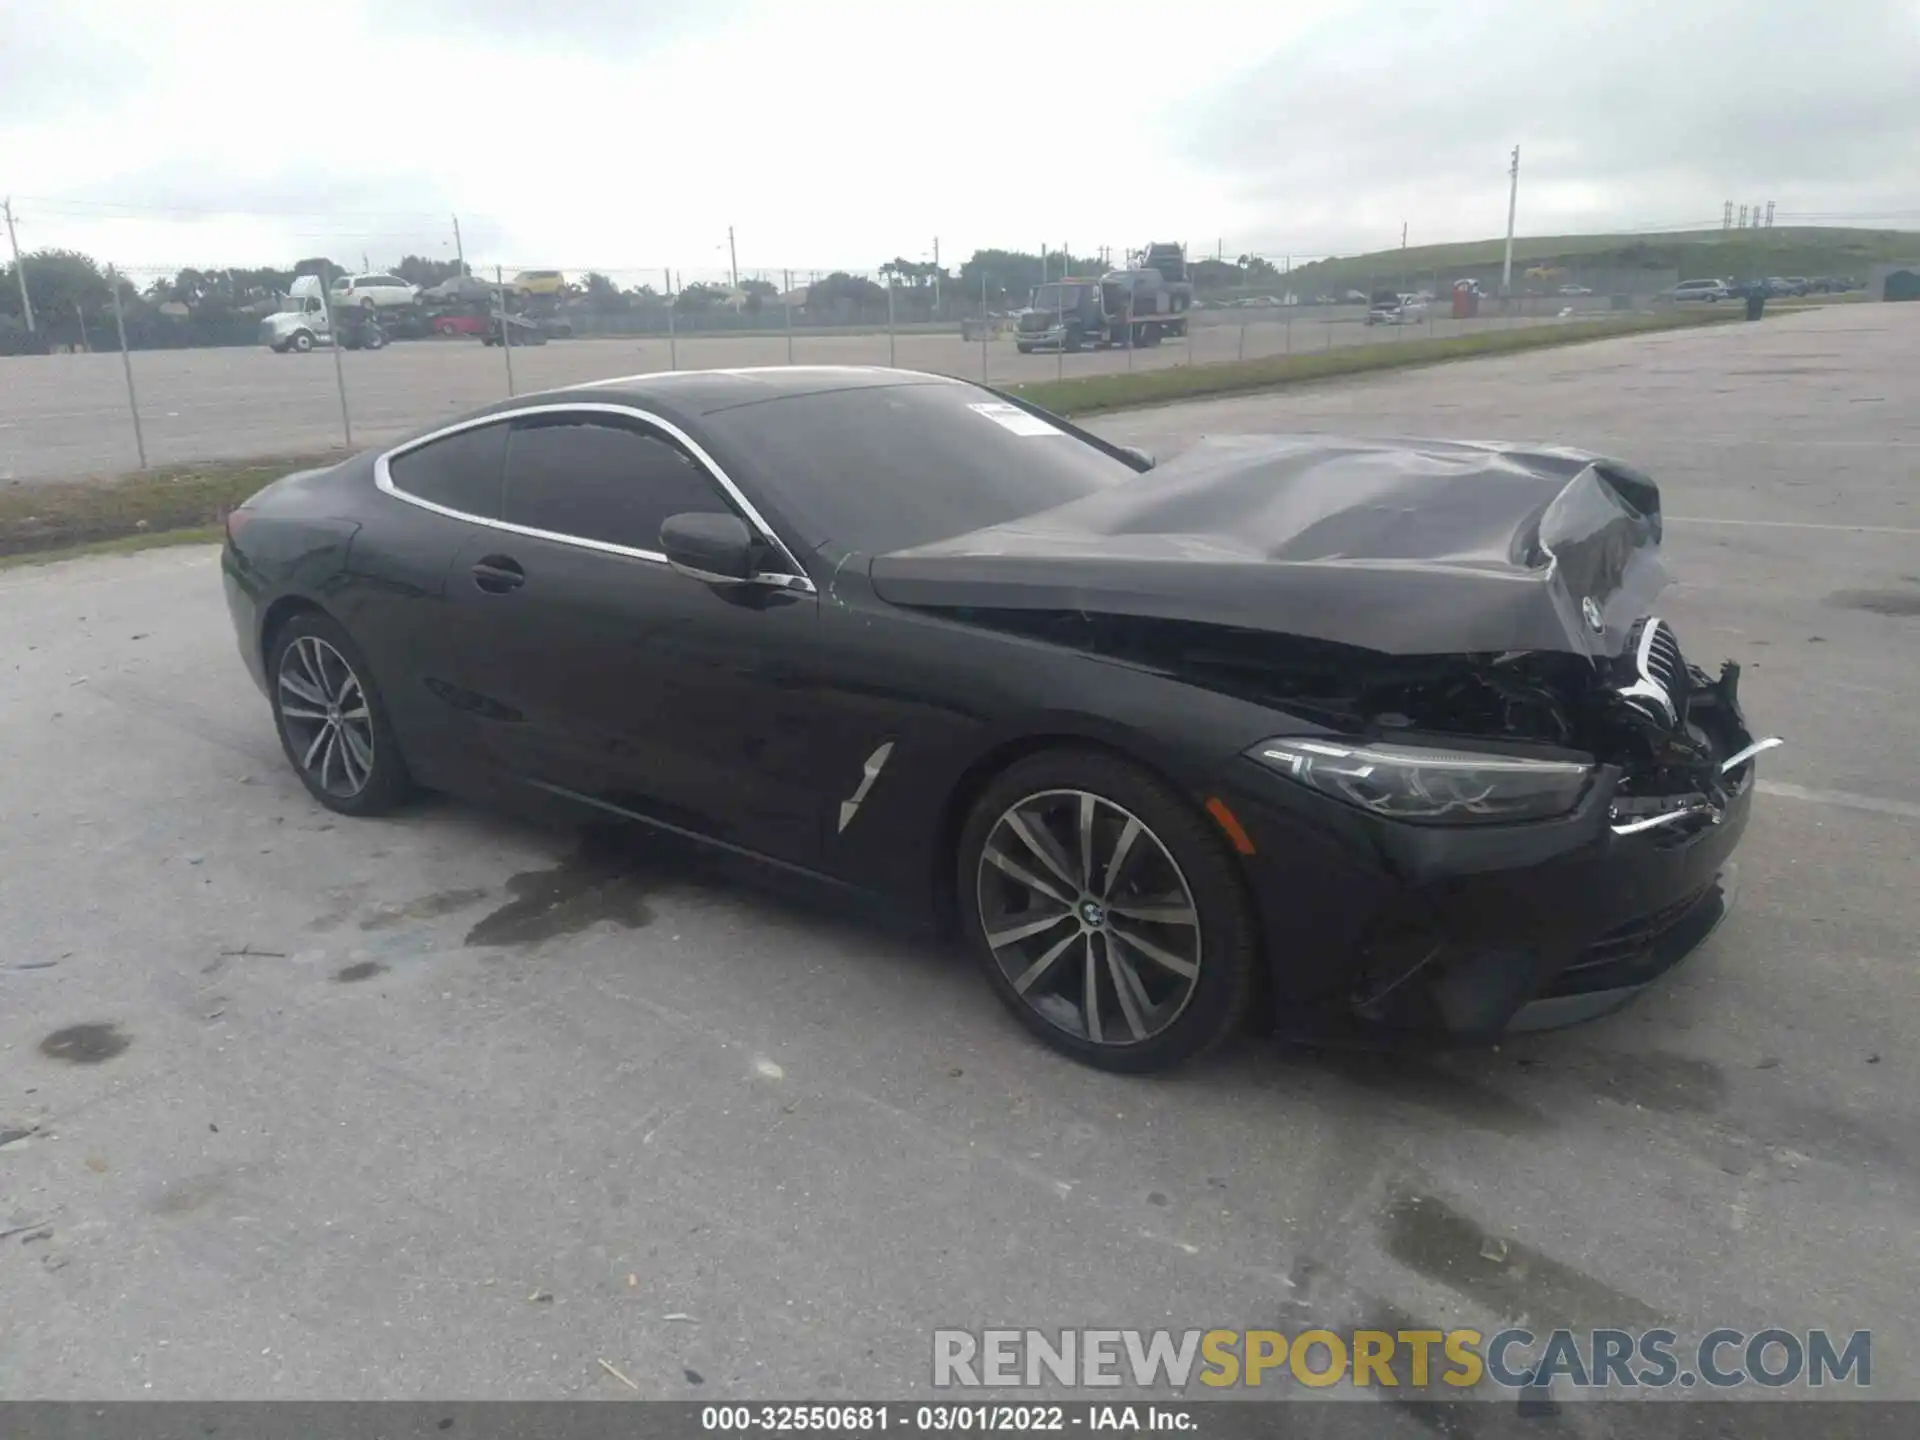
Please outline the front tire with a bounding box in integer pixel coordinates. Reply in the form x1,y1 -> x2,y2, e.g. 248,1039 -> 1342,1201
290,330 -> 315,353
957,749 -> 1259,1073
268,611 -> 412,817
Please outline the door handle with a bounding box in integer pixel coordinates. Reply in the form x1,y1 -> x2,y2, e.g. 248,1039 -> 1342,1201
471,555 -> 525,594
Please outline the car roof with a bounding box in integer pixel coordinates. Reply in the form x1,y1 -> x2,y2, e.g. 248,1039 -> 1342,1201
504,366 -> 967,421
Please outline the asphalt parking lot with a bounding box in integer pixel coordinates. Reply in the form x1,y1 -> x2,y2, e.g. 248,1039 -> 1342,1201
2,305 -> 1916,1410
0,304 -> 1597,482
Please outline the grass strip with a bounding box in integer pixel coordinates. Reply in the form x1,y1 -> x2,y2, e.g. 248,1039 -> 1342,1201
0,453 -> 344,560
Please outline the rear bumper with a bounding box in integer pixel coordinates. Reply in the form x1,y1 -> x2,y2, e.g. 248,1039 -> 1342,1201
221,547 -> 270,698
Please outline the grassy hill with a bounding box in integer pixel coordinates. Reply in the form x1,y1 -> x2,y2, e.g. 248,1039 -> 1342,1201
1261,226 -> 1920,295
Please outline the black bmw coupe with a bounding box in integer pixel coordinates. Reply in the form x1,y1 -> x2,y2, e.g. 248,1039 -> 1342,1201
222,366 -> 1777,1071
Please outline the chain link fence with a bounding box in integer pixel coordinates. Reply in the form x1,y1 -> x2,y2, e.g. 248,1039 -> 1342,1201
0,255 -> 1689,485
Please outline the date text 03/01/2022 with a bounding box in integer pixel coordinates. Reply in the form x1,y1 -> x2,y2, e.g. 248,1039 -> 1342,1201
700,1404 -> 1192,1432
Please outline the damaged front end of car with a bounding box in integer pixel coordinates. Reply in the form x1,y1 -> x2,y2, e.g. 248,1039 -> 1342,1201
1227,620 -> 1782,1043
873,434 -> 1782,1041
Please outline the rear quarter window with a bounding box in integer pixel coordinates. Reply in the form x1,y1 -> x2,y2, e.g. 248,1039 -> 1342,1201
385,422 -> 510,520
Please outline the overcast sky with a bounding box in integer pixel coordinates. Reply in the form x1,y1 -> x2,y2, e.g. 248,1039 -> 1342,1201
4,0 -> 1916,284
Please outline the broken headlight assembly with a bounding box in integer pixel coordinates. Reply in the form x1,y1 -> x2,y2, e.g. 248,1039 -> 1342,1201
1251,737 -> 1593,825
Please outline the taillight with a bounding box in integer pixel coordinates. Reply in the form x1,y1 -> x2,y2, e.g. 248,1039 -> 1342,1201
224,507 -> 254,544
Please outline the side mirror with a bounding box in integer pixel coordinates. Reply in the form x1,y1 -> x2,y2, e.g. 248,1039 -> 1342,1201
662,512 -> 758,585
1119,445 -> 1156,470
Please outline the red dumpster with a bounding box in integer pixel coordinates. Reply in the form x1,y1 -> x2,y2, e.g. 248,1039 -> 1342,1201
1452,282 -> 1481,319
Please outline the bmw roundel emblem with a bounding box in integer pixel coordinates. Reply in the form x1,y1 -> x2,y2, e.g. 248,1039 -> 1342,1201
1582,596 -> 1604,633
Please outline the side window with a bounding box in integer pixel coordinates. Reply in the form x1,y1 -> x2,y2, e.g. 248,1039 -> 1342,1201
502,415 -> 736,553
385,422 -> 509,519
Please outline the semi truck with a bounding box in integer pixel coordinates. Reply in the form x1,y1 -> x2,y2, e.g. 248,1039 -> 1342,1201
259,275 -> 396,352
1014,242 -> 1195,352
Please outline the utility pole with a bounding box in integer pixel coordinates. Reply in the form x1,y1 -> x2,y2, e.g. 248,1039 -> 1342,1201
4,198 -> 35,332
1401,221 -> 1409,293
932,236 -> 940,309
1500,145 -> 1520,298
727,226 -> 739,290
452,214 -> 465,273
1765,200 -> 1775,228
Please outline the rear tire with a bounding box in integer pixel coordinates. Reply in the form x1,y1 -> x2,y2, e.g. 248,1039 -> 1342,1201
957,748 -> 1259,1073
267,610 -> 413,818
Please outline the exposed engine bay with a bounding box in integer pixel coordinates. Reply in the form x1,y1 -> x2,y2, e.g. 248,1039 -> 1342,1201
924,606 -> 1771,827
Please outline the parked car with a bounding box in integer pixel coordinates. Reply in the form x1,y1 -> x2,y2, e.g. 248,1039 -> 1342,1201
1669,279 -> 1731,303
219,367 -> 1778,1071
1365,294 -> 1428,325
432,311 -> 490,337
1558,285 -> 1593,296
421,276 -> 498,305
513,270 -> 568,297
329,274 -> 420,310
1781,277 -> 1811,296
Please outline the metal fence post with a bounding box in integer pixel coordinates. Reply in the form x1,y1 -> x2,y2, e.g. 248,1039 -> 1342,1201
980,270 -> 989,382
494,266 -> 515,396
1238,320 -> 1247,361
1055,286 -> 1064,381
664,268 -> 678,370
784,269 -> 794,365
325,282 -> 353,445
107,268 -> 148,469
1285,314 -> 1293,354
887,279 -> 897,367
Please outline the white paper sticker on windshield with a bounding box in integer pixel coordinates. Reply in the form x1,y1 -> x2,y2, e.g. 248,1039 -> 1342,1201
968,402 -> 1064,437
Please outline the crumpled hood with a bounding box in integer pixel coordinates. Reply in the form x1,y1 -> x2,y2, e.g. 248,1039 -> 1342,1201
868,434 -> 1670,659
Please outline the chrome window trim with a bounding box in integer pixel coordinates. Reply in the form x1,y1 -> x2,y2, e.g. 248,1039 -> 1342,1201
372,400 -> 817,593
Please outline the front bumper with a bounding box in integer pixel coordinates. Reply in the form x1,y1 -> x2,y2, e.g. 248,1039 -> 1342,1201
1216,681 -> 1766,1046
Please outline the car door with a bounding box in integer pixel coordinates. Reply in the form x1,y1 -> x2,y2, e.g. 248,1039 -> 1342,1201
341,418 -> 512,779
444,407 -> 828,866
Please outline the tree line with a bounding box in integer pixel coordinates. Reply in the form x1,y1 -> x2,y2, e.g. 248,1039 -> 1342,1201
0,247 -> 1289,354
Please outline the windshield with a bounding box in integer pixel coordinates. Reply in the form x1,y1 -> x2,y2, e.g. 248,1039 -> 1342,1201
702,380 -> 1138,554
1029,283 -> 1088,311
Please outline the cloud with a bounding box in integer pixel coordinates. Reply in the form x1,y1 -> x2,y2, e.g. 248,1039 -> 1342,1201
1179,0 -> 1920,252
383,0 -> 763,53
7,0 -> 1915,273
0,8 -> 148,124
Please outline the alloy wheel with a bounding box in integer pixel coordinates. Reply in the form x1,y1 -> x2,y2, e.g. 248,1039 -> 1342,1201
276,635 -> 376,800
976,789 -> 1203,1047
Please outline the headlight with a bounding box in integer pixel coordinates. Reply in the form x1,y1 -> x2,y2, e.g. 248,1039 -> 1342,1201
1251,738 -> 1593,825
